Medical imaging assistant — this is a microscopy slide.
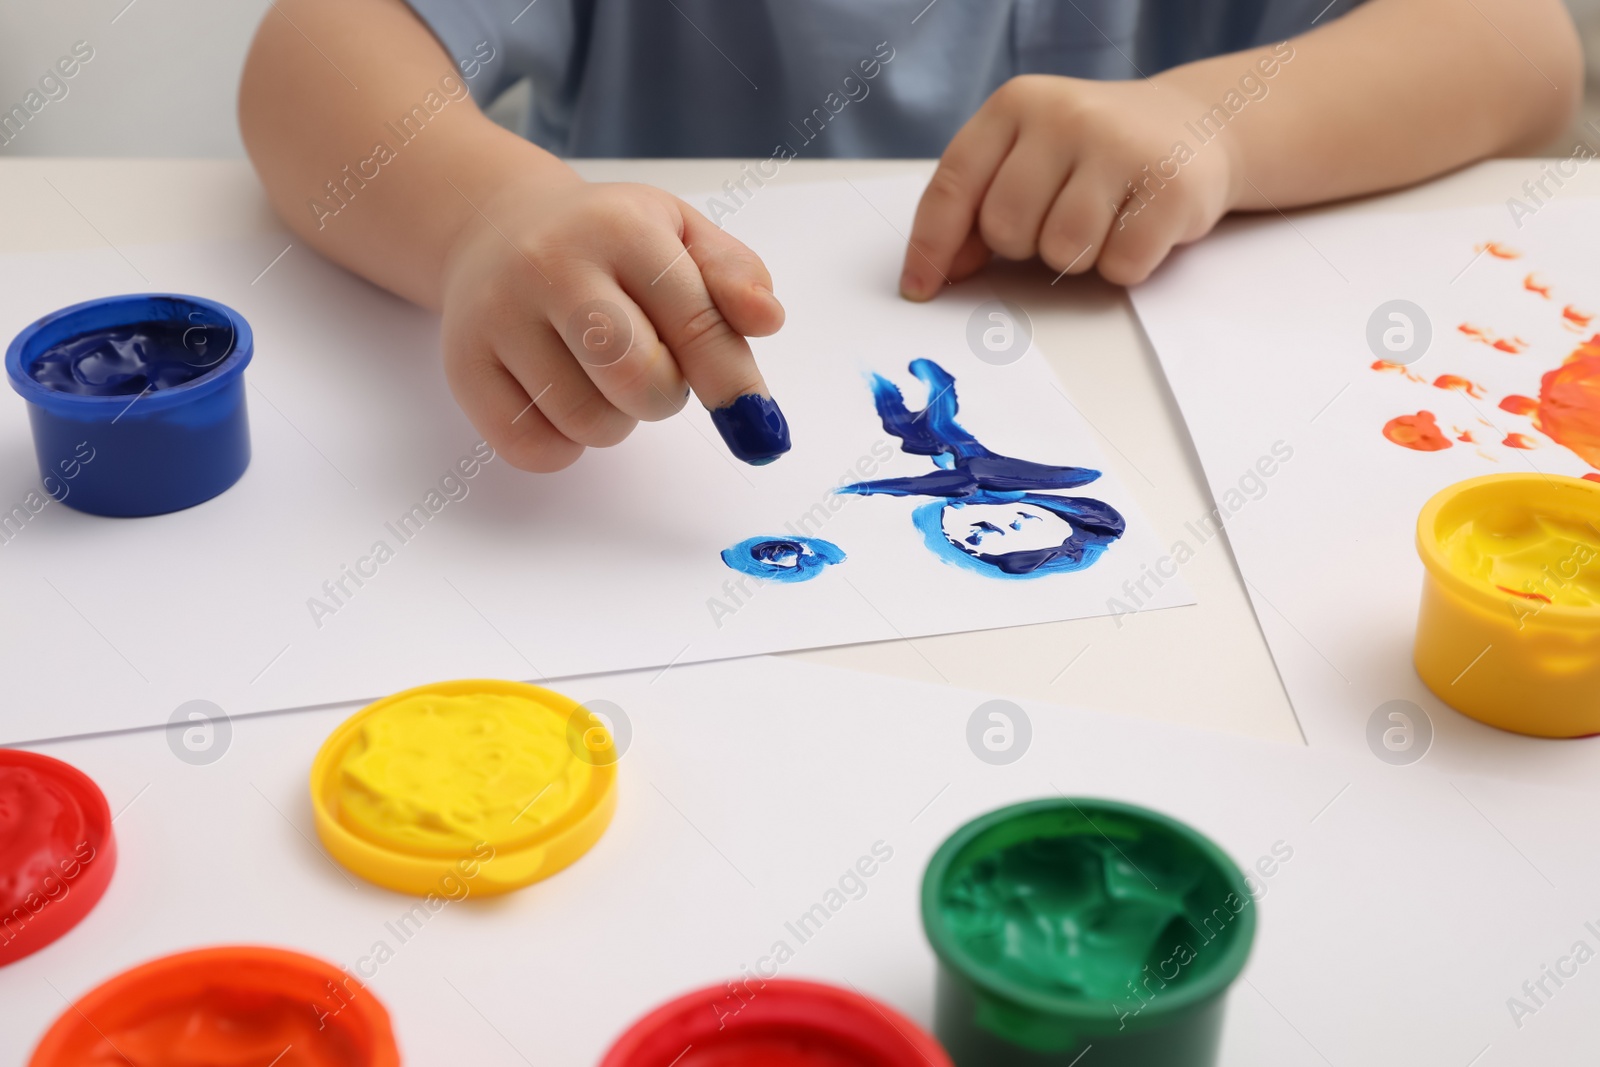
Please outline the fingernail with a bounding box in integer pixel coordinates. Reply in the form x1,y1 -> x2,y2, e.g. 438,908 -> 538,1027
899,269 -> 928,301
710,393 -> 790,465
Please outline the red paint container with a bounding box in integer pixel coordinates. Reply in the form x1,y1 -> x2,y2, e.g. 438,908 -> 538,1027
29,945 -> 400,1066
0,749 -> 116,967
600,978 -> 953,1067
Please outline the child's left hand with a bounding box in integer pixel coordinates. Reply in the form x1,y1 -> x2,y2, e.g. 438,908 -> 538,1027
899,74 -> 1240,294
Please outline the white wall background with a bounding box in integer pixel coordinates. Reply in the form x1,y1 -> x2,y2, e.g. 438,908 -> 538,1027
0,0 -> 1597,158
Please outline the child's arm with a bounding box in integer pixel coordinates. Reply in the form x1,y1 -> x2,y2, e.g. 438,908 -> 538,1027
239,0 -> 785,471
901,0 -> 1582,294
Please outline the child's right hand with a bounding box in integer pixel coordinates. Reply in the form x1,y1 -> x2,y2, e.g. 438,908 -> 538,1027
439,177 -> 786,472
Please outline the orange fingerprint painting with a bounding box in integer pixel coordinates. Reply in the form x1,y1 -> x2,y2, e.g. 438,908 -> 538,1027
1371,359 -> 1424,382
1525,273 -> 1552,298
1383,411 -> 1452,451
1530,339 -> 1600,467
1499,395 -> 1539,416
1503,433 -> 1538,450
1476,241 -> 1521,259
1563,305 -> 1594,330
1458,324 -> 1529,353
1457,430 -> 1477,443
1433,374 -> 1485,399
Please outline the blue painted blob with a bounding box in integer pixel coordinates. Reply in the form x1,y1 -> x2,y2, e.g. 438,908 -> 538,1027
29,319 -> 229,396
710,393 -> 791,465
838,359 -> 1125,579
721,536 -> 845,583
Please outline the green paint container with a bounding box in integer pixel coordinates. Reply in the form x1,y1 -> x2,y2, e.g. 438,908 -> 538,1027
921,798 -> 1255,1067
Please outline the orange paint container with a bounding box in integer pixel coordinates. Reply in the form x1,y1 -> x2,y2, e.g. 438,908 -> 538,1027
28,945 -> 400,1066
1414,473 -> 1600,736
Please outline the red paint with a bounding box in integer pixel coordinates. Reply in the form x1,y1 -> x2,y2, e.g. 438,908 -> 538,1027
1500,395 -> 1539,416
1476,241 -> 1521,259
600,980 -> 952,1067
1383,411 -> 1453,451
1585,473 -> 1600,483
1563,305 -> 1594,329
1503,433 -> 1538,450
1497,585 -> 1553,603
1457,430 -> 1477,443
29,946 -> 399,1067
0,751 -> 115,968
1525,273 -> 1552,298
1532,344 -> 1600,468
1433,374 -> 1485,398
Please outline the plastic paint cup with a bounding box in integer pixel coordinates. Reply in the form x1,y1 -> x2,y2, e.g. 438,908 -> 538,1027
311,679 -> 618,896
921,799 -> 1255,1067
5,293 -> 253,517
28,945 -> 400,1066
600,978 -> 954,1067
1414,473 -> 1600,737
0,750 -> 116,968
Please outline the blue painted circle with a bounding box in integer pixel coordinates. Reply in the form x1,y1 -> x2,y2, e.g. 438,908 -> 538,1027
720,536 -> 846,583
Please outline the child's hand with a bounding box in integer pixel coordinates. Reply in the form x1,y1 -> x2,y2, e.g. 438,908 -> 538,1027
900,74 -> 1239,294
440,178 -> 786,472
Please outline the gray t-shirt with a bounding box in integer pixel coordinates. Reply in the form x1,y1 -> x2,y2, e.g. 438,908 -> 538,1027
406,0 -> 1360,157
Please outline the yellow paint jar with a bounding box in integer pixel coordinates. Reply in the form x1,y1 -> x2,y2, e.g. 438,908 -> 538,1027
1414,473 -> 1600,737
310,679 -> 618,895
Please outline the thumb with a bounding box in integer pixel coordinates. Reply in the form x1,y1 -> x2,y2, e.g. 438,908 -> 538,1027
681,205 -> 786,338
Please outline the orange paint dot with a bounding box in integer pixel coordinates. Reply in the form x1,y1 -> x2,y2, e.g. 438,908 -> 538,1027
1503,433 -> 1538,450
1457,430 -> 1477,443
1585,473 -> 1600,483
1458,323 -> 1486,339
1383,411 -> 1452,452
1491,338 -> 1529,354
1496,585 -> 1553,603
1476,241 -> 1521,259
1372,360 -> 1403,372
1499,395 -> 1539,417
1525,273 -> 1552,298
1564,305 -> 1595,329
1433,374 -> 1485,399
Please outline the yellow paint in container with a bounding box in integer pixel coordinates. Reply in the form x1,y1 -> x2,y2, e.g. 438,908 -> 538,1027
310,680 -> 618,895
1414,473 -> 1600,737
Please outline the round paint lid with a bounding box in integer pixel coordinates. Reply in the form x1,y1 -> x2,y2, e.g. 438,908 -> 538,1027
311,679 -> 618,896
600,978 -> 953,1067
0,749 -> 116,967
921,798 -> 1255,1032
28,945 -> 399,1066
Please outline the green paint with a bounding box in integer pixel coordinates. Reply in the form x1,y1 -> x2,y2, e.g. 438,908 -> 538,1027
923,799 -> 1255,1066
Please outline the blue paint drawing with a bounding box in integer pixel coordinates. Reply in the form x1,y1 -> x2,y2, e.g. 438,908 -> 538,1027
721,536 -> 845,583
838,359 -> 1124,579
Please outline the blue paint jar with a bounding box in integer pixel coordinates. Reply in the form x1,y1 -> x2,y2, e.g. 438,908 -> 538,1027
6,294 -> 253,517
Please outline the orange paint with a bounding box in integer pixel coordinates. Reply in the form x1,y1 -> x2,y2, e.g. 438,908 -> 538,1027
1459,324 -> 1528,353
1525,273 -> 1552,298
1384,411 -> 1453,452
1372,359 -> 1424,383
1433,374 -> 1485,399
1457,430 -> 1477,443
1503,433 -> 1538,450
1476,241 -> 1520,259
1586,473 -> 1600,483
1531,346 -> 1600,468
1563,305 -> 1595,330
1500,395 -> 1539,417
1496,585 -> 1554,603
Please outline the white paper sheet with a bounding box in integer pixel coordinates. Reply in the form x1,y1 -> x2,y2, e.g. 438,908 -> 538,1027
0,176 -> 1189,743
1130,198 -> 1600,788
3,657 -> 1593,1064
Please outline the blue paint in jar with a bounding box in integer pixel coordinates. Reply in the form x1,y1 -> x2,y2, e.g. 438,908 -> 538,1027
5,294 -> 254,517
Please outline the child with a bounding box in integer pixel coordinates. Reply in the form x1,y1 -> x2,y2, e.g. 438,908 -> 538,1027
239,0 -> 1580,471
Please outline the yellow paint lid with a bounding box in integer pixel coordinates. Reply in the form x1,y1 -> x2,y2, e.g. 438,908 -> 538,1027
310,679 -> 618,896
